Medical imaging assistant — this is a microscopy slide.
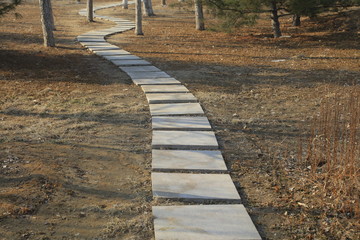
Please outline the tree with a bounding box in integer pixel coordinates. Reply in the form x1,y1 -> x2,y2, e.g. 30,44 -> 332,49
87,0 -> 93,22
39,0 -> 55,47
135,0 -> 143,35
48,0 -> 55,30
0,0 -> 22,16
143,0 -> 155,16
206,0 -> 360,38
123,0 -> 128,9
194,0 -> 205,30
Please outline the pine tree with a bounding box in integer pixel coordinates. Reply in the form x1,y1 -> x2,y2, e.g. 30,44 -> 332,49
206,0 -> 360,37
0,0 -> 22,16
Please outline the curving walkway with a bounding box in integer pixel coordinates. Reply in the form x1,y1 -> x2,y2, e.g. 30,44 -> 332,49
77,3 -> 261,240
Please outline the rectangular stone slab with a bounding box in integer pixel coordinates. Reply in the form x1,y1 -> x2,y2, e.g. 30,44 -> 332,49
149,103 -> 204,116
113,60 -> 151,66
141,85 -> 189,93
152,116 -> 211,130
146,93 -> 197,104
77,38 -> 105,42
120,66 -> 162,72
132,78 -> 181,85
88,46 -> 120,51
82,43 -> 115,47
152,131 -> 218,149
94,49 -> 131,56
152,173 -> 240,200
103,55 -> 141,61
153,204 -> 261,240
152,149 -> 227,171
127,71 -> 171,79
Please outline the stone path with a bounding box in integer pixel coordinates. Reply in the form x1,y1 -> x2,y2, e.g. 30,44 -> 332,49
78,4 -> 261,239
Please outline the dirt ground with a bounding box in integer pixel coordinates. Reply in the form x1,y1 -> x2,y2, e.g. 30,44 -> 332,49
1,0 -> 359,239
104,1 -> 359,239
1,1 -> 153,239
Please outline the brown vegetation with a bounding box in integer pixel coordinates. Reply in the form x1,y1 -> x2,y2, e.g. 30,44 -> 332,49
0,0 -> 359,239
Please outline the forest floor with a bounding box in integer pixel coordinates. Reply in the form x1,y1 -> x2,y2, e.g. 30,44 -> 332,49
1,0 -> 359,239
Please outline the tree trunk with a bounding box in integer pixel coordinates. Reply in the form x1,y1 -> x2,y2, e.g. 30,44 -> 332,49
143,0 -> 154,16
39,0 -> 55,47
87,0 -> 93,22
194,0 -> 205,30
270,1 -> 281,38
135,0 -> 143,35
292,14 -> 301,26
161,0 -> 166,6
123,0 -> 128,9
48,0 -> 55,30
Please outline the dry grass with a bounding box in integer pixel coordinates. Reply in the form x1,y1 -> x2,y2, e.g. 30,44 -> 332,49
302,89 -> 360,216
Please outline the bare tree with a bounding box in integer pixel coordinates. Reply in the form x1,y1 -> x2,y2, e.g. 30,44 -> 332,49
135,0 -> 143,35
122,0 -> 128,9
143,0 -> 154,16
87,0 -> 93,22
270,1 -> 281,38
194,0 -> 205,30
292,14 -> 300,26
39,0 -> 55,47
48,0 -> 55,30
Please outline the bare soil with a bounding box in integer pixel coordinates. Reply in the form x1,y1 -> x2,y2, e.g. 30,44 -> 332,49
103,1 -> 359,239
1,0 -> 359,240
1,1 -> 152,239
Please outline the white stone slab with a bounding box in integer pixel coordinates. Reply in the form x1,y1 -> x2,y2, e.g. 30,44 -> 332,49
152,116 -> 210,130
141,85 -> 189,93
81,42 -> 114,47
103,55 -> 141,61
153,204 -> 261,240
152,149 -> 227,171
94,49 -> 131,56
120,66 -> 161,72
127,71 -> 171,79
113,60 -> 151,66
149,103 -> 204,116
152,131 -> 218,149
88,46 -> 120,51
146,93 -> 197,104
152,173 -> 239,200
77,38 -> 105,42
132,78 -> 181,85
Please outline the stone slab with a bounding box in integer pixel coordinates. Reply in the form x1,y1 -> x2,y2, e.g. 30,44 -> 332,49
103,55 -> 141,61
120,66 -> 161,72
152,116 -> 210,130
152,131 -> 218,149
94,49 -> 131,56
88,46 -> 121,51
152,149 -> 227,171
149,103 -> 204,116
77,38 -> 105,42
132,78 -> 181,85
127,71 -> 171,79
141,85 -> 189,93
112,60 -> 151,66
146,93 -> 197,104
153,204 -> 261,240
151,173 -> 240,200
81,42 -> 114,47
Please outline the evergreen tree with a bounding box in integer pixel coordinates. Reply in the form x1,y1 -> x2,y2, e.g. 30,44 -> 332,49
0,0 -> 22,16
206,0 -> 360,37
